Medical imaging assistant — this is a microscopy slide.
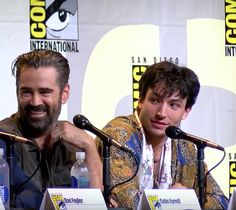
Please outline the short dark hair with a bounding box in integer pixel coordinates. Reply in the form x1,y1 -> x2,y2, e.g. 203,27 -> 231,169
11,49 -> 70,91
139,61 -> 200,109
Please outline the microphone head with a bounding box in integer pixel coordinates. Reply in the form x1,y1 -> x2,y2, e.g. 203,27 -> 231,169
165,126 -> 184,139
73,114 -> 91,129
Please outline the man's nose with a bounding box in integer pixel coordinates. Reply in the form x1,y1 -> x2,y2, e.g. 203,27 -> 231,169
156,103 -> 167,118
29,93 -> 43,106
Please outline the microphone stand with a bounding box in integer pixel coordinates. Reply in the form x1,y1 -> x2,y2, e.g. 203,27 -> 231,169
196,144 -> 206,209
101,136 -> 112,207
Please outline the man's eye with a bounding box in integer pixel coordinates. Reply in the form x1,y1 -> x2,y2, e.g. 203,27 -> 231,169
170,103 -> 180,108
151,98 -> 159,103
21,91 -> 31,96
40,91 -> 51,95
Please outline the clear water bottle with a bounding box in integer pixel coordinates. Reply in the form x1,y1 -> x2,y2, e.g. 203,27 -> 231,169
0,148 -> 9,210
71,151 -> 90,188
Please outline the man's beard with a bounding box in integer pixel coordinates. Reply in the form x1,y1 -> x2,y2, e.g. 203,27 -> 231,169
18,103 -> 61,138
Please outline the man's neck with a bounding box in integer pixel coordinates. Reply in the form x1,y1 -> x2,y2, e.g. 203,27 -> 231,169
146,134 -> 167,150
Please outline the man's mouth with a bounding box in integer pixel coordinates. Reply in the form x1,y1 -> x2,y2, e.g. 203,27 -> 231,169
151,120 -> 168,129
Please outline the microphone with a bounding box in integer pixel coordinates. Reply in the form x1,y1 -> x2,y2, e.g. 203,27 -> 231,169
0,131 -> 33,144
73,114 -> 131,152
165,126 -> 224,151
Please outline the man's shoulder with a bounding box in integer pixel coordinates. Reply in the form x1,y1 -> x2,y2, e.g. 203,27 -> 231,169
102,114 -> 141,144
0,114 -> 18,133
107,114 -> 138,128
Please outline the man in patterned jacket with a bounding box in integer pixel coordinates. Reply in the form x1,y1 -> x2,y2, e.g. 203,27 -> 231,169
96,61 -> 228,209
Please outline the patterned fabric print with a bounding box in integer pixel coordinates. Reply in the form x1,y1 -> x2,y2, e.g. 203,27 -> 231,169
138,142 -> 154,190
126,132 -> 142,164
173,139 -> 197,187
95,114 -> 228,209
171,139 -> 228,209
109,146 -> 137,188
138,133 -> 172,190
159,138 -> 172,189
96,115 -> 142,208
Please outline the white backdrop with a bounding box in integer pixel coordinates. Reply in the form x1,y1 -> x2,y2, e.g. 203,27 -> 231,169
0,0 -> 235,198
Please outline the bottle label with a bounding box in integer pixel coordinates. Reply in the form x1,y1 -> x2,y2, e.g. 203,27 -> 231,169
71,176 -> 90,188
0,185 -> 9,204
78,176 -> 90,188
71,176 -> 78,188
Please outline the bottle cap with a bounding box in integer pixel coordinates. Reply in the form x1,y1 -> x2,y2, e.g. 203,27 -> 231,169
76,151 -> 85,160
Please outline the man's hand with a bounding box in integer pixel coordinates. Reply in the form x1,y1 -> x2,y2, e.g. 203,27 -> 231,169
170,182 -> 188,189
49,120 -> 103,189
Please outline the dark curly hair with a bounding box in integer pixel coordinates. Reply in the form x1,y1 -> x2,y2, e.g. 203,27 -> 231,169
139,61 -> 200,109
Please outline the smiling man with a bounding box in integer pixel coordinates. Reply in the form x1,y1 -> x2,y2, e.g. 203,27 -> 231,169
96,61 -> 228,209
0,49 -> 102,209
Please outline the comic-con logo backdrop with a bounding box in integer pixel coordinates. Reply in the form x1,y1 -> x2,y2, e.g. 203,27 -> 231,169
29,0 -> 79,52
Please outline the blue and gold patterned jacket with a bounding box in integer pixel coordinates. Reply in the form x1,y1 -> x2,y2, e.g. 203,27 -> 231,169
96,114 -> 228,209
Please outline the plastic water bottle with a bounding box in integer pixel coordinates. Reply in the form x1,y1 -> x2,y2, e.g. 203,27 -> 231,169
0,148 -> 10,210
71,151 -> 90,188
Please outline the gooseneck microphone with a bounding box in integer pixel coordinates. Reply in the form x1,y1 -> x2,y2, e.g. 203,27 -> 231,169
73,114 -> 131,152
0,131 -> 33,144
73,114 -> 140,206
165,126 -> 224,151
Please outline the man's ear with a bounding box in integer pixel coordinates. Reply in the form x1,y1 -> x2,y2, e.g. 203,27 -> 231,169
182,107 -> 192,120
138,99 -> 144,109
61,84 -> 70,104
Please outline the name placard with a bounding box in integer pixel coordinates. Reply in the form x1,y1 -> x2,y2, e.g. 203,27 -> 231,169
40,188 -> 107,210
138,189 -> 201,210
